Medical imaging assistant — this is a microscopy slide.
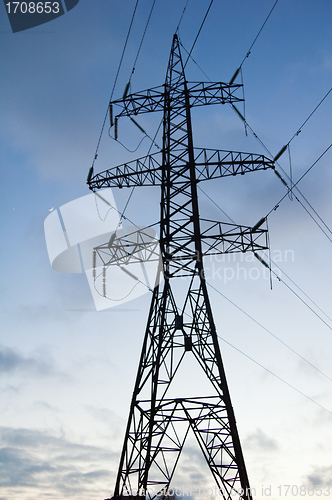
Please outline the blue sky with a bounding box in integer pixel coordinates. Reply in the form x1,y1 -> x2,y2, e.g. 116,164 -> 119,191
1,1 -> 332,499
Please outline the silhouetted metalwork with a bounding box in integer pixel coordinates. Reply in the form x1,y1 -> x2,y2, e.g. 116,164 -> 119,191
88,34 -> 274,500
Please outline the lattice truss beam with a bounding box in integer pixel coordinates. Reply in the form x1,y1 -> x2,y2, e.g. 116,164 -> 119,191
88,34 -> 275,500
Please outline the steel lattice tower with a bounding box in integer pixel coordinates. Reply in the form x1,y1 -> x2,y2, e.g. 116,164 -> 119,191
88,35 -> 275,500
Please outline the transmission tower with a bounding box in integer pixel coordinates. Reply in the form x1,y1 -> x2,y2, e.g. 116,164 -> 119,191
88,34 -> 274,500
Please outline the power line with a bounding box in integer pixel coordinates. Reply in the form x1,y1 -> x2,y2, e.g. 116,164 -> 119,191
91,0 -> 140,169
199,180 -> 332,328
184,0 -> 215,69
239,0 -> 280,69
128,0 -> 157,86
287,87 -> 332,145
228,0 -> 280,84
262,252 -> 332,324
179,40 -> 212,82
198,180 -> 332,332
177,0 -> 332,245
269,267 -> 332,331
218,334 -> 332,416
175,0 -> 190,34
267,143 -> 332,218
232,110 -> 332,243
182,303 -> 332,414
118,0 -> 216,221
207,282 -> 332,383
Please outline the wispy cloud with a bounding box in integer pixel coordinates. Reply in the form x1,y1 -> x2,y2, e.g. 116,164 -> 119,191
244,428 -> 279,452
304,465 -> 332,488
0,346 -> 55,376
0,426 -> 116,499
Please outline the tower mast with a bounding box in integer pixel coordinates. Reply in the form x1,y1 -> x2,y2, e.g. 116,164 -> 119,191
88,34 -> 274,500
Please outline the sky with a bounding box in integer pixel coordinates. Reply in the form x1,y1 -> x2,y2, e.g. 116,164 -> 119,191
1,1 -> 332,499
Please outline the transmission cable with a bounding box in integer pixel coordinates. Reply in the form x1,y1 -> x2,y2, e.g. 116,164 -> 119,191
207,281 -> 332,383
178,1 -> 332,245
179,41 -> 212,82
232,110 -> 332,243
91,0 -> 140,170
175,0 -> 190,34
266,142 -> 332,227
239,0 -> 280,69
261,250 -> 332,324
199,183 -> 332,324
287,87 -> 332,145
180,304 -> 332,414
217,334 -> 332,416
198,182 -> 332,332
184,0 -> 215,69
127,0 -> 157,88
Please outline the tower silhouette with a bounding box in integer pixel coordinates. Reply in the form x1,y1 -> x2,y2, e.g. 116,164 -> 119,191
88,34 -> 274,500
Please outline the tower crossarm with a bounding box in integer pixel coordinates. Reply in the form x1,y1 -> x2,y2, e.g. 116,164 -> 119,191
87,153 -> 162,190
111,82 -> 243,119
194,148 -> 275,181
187,81 -> 243,107
112,85 -> 164,117
94,227 -> 161,268
199,219 -> 268,256
87,148 -> 274,190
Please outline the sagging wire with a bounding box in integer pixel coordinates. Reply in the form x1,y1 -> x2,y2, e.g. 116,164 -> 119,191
230,0 -> 280,79
288,144 -> 293,200
198,183 -> 332,333
184,0 -> 215,69
206,282 -> 332,385
231,106 -> 332,243
93,265 -> 141,302
175,0 -> 190,34
217,333 -> 332,416
109,0 -> 157,153
91,0 -> 140,170
108,112 -> 160,152
266,216 -> 273,289
183,297 -> 332,413
179,40 -> 212,82
108,130 -> 148,153
240,67 -> 247,136
127,0 -> 157,88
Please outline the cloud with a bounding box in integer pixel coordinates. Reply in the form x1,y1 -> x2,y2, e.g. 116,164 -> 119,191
244,428 -> 279,452
0,426 -> 116,499
304,465 -> 332,488
0,346 -> 56,376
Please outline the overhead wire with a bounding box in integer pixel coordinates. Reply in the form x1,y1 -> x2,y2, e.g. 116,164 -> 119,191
198,182 -> 332,332
175,0 -> 190,35
207,282 -> 332,382
218,334 -> 332,416
127,0 -> 157,88
231,110 -> 332,243
117,0 -> 216,222
287,86 -> 332,145
90,2 -> 332,411
179,0 -> 332,245
266,141 -> 332,226
184,0 -> 215,69
238,0 -> 280,69
91,0 -> 140,170
108,0 -> 332,342
224,0 -> 332,241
